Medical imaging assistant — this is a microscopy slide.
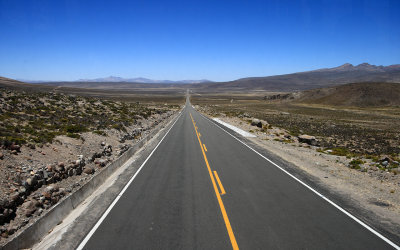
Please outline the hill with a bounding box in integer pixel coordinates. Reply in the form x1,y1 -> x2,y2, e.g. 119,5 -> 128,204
0,76 -> 34,88
296,82 -> 400,107
192,63 -> 400,92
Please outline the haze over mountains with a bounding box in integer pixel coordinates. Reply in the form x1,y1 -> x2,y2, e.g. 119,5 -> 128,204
3,63 -> 400,92
23,76 -> 212,84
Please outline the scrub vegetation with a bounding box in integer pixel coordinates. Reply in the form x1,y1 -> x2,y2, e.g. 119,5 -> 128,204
0,89 -> 175,148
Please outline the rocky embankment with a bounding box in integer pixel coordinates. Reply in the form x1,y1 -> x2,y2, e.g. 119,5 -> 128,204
0,88 -> 178,243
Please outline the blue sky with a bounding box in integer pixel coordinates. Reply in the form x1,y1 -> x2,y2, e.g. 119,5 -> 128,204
0,0 -> 399,81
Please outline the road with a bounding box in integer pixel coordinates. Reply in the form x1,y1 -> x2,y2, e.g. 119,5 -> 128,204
78,97 -> 398,250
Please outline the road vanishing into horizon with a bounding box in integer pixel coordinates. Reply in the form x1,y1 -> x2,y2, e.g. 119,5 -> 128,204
77,97 -> 398,250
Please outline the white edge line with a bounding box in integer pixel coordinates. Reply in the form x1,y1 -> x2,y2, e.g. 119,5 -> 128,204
76,110 -> 183,250
213,118 -> 256,137
197,111 -> 400,250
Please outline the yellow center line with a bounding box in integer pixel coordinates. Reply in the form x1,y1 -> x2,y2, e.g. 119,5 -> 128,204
213,171 -> 226,195
190,113 -> 239,250
203,144 -> 207,152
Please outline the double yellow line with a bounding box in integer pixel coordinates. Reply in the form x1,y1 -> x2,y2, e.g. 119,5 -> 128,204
190,113 -> 239,250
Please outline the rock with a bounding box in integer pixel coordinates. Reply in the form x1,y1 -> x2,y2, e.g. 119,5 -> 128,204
10,144 -> 20,152
26,176 -> 37,187
75,166 -> 83,175
3,208 -> 12,217
55,163 -> 65,173
381,161 -> 389,167
0,214 -> 4,225
11,150 -> 18,155
0,152 -> 3,160
23,200 -> 39,217
46,164 -> 53,172
91,152 -> 102,161
101,141 -> 106,146
298,135 -> 318,146
98,159 -> 107,167
19,187 -> 27,196
36,170 -> 44,178
46,184 -> 57,193
83,167 -> 94,175
7,225 -> 18,235
119,144 -> 130,155
251,119 -> 262,128
43,170 -> 49,179
103,145 -> 112,156
42,191 -> 51,200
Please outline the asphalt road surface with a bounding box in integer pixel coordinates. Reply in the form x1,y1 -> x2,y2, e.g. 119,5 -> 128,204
78,98 -> 398,250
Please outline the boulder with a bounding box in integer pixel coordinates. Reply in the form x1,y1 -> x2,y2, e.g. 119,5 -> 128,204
6,225 -> 18,235
83,167 -> 94,175
75,166 -> 83,175
298,135 -> 318,146
55,162 -> 65,173
98,159 -> 107,167
9,144 -> 20,152
91,152 -> 102,161
26,176 -> 37,187
23,200 -> 39,217
251,119 -> 262,128
46,184 -> 57,193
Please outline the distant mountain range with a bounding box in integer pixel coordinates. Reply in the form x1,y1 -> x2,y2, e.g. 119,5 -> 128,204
23,76 -> 212,84
6,63 -> 400,92
311,63 -> 400,73
191,63 -> 400,92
